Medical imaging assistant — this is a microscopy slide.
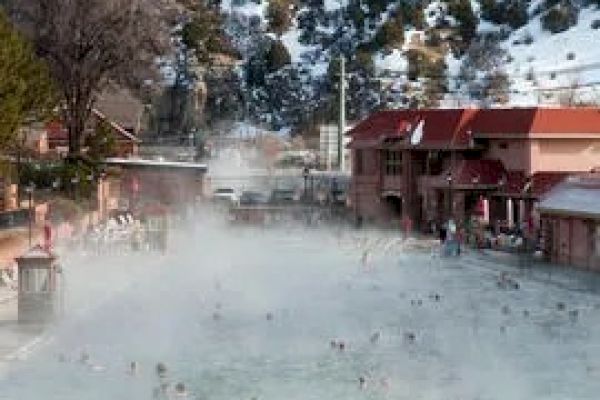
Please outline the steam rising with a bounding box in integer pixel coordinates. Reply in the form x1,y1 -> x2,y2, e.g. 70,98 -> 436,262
1,147 -> 600,399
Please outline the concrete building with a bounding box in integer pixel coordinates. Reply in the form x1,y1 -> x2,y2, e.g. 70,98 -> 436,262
538,173 -> 600,270
103,158 -> 208,212
347,107 -> 600,230
318,124 -> 352,171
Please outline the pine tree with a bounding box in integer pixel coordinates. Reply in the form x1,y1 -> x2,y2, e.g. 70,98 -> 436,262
266,40 -> 292,73
267,0 -> 293,36
448,0 -> 478,48
373,13 -> 404,50
0,10 -> 55,149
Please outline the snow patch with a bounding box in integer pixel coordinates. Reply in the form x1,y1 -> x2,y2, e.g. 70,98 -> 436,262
374,49 -> 409,73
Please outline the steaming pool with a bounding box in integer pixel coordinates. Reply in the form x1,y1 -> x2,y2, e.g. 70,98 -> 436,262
1,222 -> 600,400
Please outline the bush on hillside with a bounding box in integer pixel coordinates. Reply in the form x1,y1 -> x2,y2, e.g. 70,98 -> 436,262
397,0 -> 426,29
480,0 -> 528,28
448,0 -> 478,45
266,40 -> 292,72
267,0 -> 293,36
541,2 -> 578,33
373,13 -> 404,50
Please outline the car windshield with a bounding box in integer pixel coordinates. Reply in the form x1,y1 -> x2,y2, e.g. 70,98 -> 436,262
214,188 -> 234,194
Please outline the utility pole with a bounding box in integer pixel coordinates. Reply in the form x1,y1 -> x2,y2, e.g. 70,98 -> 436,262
338,56 -> 346,172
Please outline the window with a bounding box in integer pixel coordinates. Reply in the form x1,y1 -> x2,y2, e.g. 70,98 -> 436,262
20,268 -> 50,293
384,150 -> 403,175
354,150 -> 364,175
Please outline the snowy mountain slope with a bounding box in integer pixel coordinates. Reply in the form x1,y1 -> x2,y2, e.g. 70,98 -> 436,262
215,0 -> 600,131
505,6 -> 600,105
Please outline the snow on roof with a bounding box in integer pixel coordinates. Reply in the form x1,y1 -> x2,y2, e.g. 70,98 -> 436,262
104,158 -> 208,171
91,109 -> 140,143
17,245 -> 56,261
538,174 -> 600,218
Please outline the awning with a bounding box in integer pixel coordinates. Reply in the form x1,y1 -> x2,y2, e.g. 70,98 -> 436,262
498,171 -> 570,198
428,159 -> 506,189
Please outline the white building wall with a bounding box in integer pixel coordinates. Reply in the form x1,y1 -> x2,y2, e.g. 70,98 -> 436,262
319,124 -> 353,172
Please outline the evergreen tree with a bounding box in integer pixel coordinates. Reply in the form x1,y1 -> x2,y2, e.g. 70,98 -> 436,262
0,10 -> 55,149
448,0 -> 478,48
182,5 -> 236,64
373,13 -> 404,50
267,0 -> 293,36
266,40 -> 292,73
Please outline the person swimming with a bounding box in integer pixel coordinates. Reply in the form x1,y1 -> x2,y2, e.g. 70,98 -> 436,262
156,362 -> 167,378
358,376 -> 367,389
174,382 -> 187,397
370,331 -> 381,344
129,361 -> 139,375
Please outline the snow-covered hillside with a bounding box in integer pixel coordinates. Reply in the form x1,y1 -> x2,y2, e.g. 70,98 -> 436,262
214,0 -> 600,130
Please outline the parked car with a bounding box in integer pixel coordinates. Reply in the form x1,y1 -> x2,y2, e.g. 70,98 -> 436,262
239,190 -> 268,206
212,188 -> 238,206
269,189 -> 298,205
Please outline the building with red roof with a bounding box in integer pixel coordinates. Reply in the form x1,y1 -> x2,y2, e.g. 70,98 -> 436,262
46,108 -> 141,158
347,107 -> 600,232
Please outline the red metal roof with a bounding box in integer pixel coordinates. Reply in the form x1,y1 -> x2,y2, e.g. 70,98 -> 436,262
348,107 -> 600,146
348,109 -> 476,147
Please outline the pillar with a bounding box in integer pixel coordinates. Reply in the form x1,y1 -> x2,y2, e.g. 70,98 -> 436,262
483,197 -> 490,225
519,199 -> 526,228
507,198 -> 514,228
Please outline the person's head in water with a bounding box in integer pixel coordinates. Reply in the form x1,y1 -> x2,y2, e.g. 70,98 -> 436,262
358,376 -> 367,389
129,361 -> 139,375
79,352 -> 90,364
175,382 -> 186,394
156,362 -> 167,377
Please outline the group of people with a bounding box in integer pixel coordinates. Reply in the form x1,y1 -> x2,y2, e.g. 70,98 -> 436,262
58,351 -> 189,398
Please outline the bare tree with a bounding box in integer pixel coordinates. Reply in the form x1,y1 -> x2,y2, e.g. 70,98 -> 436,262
6,0 -> 176,157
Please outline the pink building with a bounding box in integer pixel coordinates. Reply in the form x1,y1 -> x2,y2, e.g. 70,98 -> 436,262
347,107 -> 600,231
538,173 -> 600,270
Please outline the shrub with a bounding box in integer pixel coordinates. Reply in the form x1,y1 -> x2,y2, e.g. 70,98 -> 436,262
566,51 -> 575,60
447,0 -> 478,45
373,13 -> 404,50
267,0 -> 293,36
523,32 -> 534,45
541,2 -> 578,33
591,19 -> 600,29
265,40 -> 291,73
